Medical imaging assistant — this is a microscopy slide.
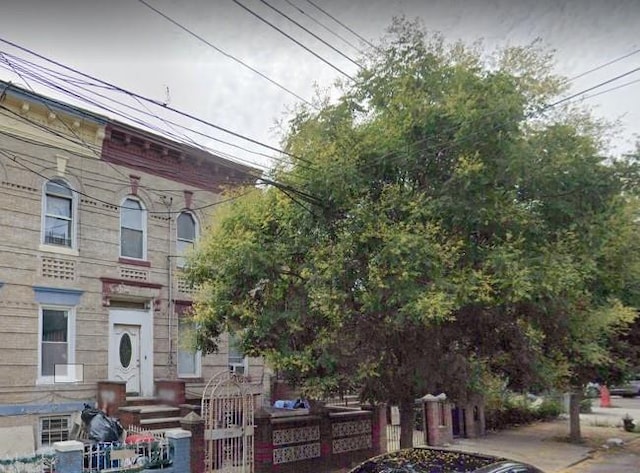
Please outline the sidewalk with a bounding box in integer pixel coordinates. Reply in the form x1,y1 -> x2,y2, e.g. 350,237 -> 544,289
441,408 -> 639,473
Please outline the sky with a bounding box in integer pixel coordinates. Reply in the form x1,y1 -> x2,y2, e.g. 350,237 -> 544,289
0,0 -> 638,171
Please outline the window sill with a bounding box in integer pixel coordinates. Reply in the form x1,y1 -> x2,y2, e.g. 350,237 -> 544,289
39,244 -> 79,257
118,257 -> 151,267
36,377 -> 81,385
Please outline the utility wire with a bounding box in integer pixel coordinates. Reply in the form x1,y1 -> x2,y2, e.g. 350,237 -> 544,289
1,53 -> 280,168
566,47 -> 640,82
135,0 -> 314,108
543,66 -> 640,110
304,0 -> 376,50
564,77 -> 640,105
0,36 -> 308,164
282,0 -> 365,55
257,0 -> 363,69
231,0 -> 356,81
0,148 -> 256,214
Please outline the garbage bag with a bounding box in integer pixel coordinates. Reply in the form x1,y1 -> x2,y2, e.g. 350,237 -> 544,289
81,405 -> 124,442
81,404 -> 102,425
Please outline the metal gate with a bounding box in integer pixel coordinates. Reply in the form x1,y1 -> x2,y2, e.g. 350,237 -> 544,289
201,371 -> 255,472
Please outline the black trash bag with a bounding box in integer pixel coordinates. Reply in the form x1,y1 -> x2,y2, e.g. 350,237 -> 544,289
81,404 -> 102,425
81,405 -> 124,442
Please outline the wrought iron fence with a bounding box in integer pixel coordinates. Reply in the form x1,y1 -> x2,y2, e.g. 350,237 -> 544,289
82,432 -> 172,472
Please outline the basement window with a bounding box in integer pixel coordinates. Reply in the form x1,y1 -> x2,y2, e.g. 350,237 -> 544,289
40,415 -> 70,446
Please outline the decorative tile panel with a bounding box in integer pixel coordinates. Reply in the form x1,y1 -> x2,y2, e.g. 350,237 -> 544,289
120,267 -> 148,281
177,277 -> 195,294
273,425 -> 320,446
332,434 -> 372,454
41,257 -> 76,280
273,442 -> 321,464
332,419 -> 372,438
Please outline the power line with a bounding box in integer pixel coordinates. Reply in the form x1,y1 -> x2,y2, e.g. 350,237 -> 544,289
564,77 -> 640,105
0,53 -> 279,169
135,0 -> 314,108
282,0 -> 365,56
304,0 -> 376,50
566,47 -> 640,82
0,148 -> 257,214
0,36 -> 307,164
257,0 -> 363,69
544,66 -> 640,110
230,0 -> 356,81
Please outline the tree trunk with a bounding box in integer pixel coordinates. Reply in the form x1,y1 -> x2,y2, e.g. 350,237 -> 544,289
569,391 -> 582,443
399,399 -> 415,449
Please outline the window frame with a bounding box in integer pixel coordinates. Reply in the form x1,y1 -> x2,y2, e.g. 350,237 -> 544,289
177,314 -> 202,378
39,415 -> 71,447
37,305 -> 76,384
41,178 -> 77,251
228,333 -> 248,375
176,211 -> 198,269
119,196 -> 148,261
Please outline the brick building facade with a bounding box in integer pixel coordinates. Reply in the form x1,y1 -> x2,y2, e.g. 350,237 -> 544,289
0,80 -> 268,451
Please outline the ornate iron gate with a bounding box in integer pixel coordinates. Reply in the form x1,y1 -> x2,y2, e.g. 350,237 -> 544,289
201,371 -> 255,472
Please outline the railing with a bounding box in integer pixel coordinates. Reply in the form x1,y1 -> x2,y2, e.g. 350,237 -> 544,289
0,453 -> 55,473
82,437 -> 172,472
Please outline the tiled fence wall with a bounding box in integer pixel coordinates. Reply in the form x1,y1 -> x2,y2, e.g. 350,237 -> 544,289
255,407 -> 385,473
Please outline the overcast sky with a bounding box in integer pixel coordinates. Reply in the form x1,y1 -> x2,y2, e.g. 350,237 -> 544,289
0,0 -> 638,170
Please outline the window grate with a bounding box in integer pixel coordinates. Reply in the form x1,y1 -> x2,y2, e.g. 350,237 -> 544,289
40,415 -> 70,446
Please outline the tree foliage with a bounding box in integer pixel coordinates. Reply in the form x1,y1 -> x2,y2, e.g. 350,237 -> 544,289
186,19 -> 640,447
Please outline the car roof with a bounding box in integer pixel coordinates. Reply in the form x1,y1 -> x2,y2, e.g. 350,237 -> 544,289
473,460 -> 544,472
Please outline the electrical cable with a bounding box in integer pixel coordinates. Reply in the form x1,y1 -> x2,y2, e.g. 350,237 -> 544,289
566,77 -> 640,103
282,0 -> 365,56
135,0 -> 314,108
0,148 -> 257,214
566,47 -> 640,82
304,0 -> 376,50
1,53 -> 280,166
543,66 -> 640,110
0,36 -> 308,163
230,0 -> 356,81
257,0 -> 363,70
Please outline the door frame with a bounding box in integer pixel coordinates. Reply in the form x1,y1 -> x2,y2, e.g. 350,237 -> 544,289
108,308 -> 154,397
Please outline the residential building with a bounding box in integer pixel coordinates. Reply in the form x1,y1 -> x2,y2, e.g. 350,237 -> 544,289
0,80 -> 267,451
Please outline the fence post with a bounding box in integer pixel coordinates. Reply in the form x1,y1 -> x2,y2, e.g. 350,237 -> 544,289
166,428 -> 192,473
180,411 -> 205,473
54,440 -> 84,473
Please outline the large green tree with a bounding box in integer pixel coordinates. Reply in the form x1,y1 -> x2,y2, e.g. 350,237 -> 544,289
187,20 -> 640,447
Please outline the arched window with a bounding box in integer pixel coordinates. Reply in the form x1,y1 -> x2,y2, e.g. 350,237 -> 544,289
176,211 -> 197,268
43,179 -> 74,248
120,197 -> 147,259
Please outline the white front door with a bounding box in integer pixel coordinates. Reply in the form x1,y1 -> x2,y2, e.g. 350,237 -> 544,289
111,324 -> 141,394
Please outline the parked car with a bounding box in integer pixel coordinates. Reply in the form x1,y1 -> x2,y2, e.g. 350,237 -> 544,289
349,448 -> 545,473
610,374 -> 640,397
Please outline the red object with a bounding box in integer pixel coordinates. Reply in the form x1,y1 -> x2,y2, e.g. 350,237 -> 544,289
125,434 -> 155,444
600,385 -> 611,408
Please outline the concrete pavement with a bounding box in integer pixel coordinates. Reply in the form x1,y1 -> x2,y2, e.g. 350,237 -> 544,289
442,400 -> 640,473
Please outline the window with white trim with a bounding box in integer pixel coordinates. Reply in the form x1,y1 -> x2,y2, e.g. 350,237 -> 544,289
43,179 -> 74,248
39,307 -> 75,382
176,211 -> 197,268
177,316 -> 201,377
40,415 -> 70,446
120,197 -> 147,259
